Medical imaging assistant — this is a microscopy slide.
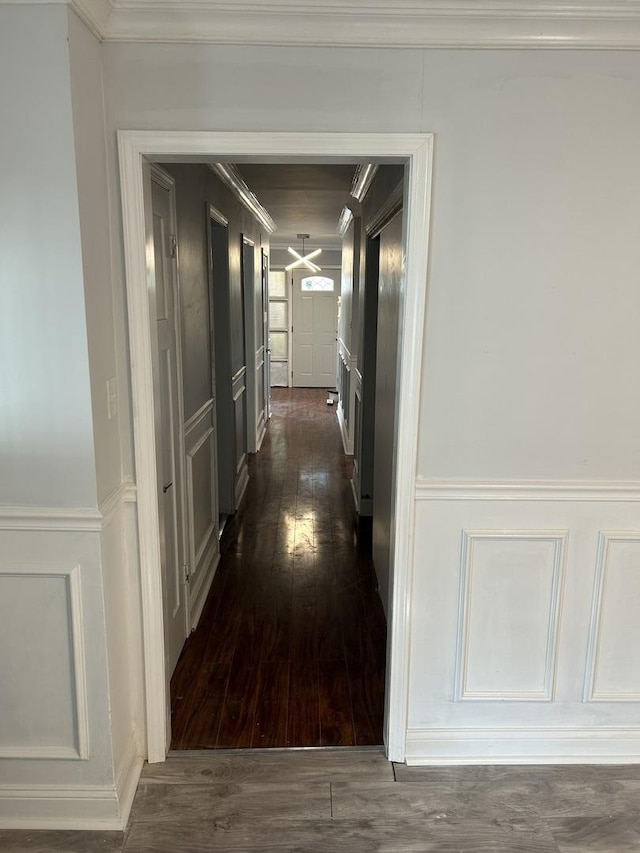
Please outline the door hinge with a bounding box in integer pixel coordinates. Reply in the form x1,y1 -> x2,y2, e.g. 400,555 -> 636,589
170,234 -> 177,258
183,564 -> 190,583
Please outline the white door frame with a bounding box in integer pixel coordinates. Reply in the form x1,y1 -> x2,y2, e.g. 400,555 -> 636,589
118,130 -> 434,764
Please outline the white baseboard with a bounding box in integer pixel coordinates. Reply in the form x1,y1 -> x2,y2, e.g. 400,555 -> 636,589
189,550 -> 219,631
405,726 -> 640,765
337,403 -> 353,455
114,731 -> 144,830
0,735 -> 144,831
0,785 -> 121,831
256,410 -> 267,451
235,462 -> 249,510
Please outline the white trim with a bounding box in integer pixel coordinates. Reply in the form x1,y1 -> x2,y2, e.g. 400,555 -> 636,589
114,731 -> 143,830
185,425 -> 216,574
385,136 -> 433,762
188,546 -> 219,630
210,164 -> 276,233
0,564 -> 90,761
70,0 -> 640,50
235,461 -> 249,509
98,479 -> 137,522
118,139 -> 168,765
231,364 -> 247,385
69,0 -> 114,41
415,479 -> 640,502
337,403 -> 352,456
207,202 -> 228,227
183,397 -> 214,436
118,130 -> 433,765
337,206 -> 354,238
0,506 -> 101,532
584,531 -> 640,702
0,783 -> 121,831
256,409 -> 267,450
351,164 -> 379,202
405,725 -> 640,765
454,530 -> 567,702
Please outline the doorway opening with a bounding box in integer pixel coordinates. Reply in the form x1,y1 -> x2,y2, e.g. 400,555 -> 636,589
119,131 -> 433,764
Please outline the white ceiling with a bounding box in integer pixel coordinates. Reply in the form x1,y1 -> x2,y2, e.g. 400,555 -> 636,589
61,0 -> 640,49
238,164 -> 358,248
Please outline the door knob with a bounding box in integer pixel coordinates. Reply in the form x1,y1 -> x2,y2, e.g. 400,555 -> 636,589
163,482 -> 173,493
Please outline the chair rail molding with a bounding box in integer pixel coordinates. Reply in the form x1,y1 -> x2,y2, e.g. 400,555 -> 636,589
415,479 -> 640,502
0,506 -> 102,532
65,0 -> 640,49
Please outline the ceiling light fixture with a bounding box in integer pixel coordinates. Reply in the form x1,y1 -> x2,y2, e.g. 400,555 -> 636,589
285,233 -> 322,272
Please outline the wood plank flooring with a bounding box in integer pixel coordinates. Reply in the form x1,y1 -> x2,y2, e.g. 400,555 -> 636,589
6,753 -> 640,851
170,388 -> 387,750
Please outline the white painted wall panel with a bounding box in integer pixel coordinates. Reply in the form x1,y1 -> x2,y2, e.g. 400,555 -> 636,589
585,534 -> 640,701
456,532 -> 565,701
409,494 -> 640,762
0,529 -> 113,789
0,570 -> 82,757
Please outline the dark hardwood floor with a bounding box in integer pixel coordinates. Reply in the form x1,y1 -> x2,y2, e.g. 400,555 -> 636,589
170,387 -> 387,749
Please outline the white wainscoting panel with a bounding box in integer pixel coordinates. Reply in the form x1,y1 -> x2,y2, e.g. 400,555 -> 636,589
455,531 -> 566,702
0,564 -> 89,760
584,532 -> 640,701
184,399 -> 220,631
0,522 -> 119,827
408,482 -> 640,765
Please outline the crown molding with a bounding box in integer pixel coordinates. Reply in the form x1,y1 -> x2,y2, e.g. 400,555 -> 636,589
71,0 -> 114,39
209,163 -> 276,234
337,206 -> 354,238
352,164 -> 379,202
62,0 -> 640,48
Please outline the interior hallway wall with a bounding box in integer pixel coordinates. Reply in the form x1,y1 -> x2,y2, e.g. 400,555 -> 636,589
102,45 -> 640,485
0,4 -> 122,828
159,162 -> 266,515
101,43 -> 640,763
68,9 -> 145,792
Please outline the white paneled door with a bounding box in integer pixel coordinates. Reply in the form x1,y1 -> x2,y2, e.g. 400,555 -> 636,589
151,170 -> 188,680
292,270 -> 339,388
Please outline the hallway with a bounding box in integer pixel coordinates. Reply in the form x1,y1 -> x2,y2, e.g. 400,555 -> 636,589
170,388 -> 387,749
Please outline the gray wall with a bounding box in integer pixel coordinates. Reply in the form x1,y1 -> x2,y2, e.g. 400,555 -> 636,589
161,163 -> 265,512
372,212 -> 404,619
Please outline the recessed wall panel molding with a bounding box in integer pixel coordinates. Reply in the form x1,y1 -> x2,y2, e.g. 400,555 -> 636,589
186,425 -> 217,579
0,564 -> 89,760
184,397 -> 214,437
584,532 -> 640,701
455,530 -> 568,702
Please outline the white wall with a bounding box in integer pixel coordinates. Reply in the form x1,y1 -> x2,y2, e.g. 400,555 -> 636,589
418,51 -> 640,482
98,43 -> 640,768
103,45 -> 640,486
0,5 -> 130,829
0,3 -> 97,508
67,9 -> 145,812
67,8 -> 122,504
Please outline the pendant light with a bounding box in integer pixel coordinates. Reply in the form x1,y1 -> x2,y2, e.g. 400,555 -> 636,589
285,233 -> 322,272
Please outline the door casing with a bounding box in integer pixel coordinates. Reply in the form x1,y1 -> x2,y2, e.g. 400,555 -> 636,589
119,131 -> 434,764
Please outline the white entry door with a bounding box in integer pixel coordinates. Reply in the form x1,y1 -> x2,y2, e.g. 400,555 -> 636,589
151,169 -> 188,680
292,271 -> 339,387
